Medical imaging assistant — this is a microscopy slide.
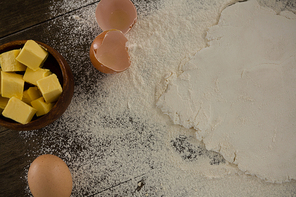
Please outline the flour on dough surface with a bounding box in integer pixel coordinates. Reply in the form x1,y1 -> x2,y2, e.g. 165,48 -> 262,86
157,0 -> 296,183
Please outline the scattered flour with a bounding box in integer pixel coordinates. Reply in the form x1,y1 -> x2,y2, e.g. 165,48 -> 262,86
48,0 -> 97,16
157,0 -> 296,183
17,0 -> 296,196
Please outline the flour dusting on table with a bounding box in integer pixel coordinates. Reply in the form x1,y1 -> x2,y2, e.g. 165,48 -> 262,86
19,0 -> 296,196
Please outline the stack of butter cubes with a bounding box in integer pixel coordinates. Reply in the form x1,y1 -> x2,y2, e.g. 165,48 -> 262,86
0,40 -> 63,124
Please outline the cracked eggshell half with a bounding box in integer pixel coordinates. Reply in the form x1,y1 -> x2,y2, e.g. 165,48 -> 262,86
95,0 -> 137,34
90,30 -> 131,74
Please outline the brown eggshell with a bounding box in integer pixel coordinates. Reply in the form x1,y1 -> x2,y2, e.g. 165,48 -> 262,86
28,154 -> 72,197
95,0 -> 137,34
89,30 -> 131,74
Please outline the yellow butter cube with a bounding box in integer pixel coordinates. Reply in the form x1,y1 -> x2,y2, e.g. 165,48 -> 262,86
16,40 -> 48,71
3,97 -> 37,124
22,87 -> 42,105
31,97 -> 54,117
23,67 -> 51,85
0,49 -> 26,72
0,68 -> 2,93
37,74 -> 62,103
1,71 -> 24,99
0,96 -> 9,110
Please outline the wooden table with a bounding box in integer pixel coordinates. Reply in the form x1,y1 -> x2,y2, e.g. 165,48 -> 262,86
1,1 -> 296,197
1,1 -> 158,196
0,1 -> 102,196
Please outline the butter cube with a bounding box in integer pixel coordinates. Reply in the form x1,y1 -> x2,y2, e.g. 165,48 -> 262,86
37,74 -> 62,103
16,40 -> 48,71
0,96 -> 9,110
1,71 -> 24,99
0,68 -> 2,93
31,97 -> 54,117
0,49 -> 26,72
23,67 -> 51,85
3,97 -> 37,124
22,87 -> 42,105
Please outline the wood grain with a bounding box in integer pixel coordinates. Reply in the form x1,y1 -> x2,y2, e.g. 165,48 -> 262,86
1,0 -> 296,197
0,1 -> 98,196
0,0 -> 98,39
0,129 -> 31,196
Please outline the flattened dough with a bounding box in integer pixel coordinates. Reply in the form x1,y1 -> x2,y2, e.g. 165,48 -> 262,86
157,0 -> 296,183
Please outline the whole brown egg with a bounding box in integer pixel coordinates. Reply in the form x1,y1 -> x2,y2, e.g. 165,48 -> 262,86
28,154 -> 72,197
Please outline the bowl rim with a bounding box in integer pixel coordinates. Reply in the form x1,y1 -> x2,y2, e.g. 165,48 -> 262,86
0,40 -> 74,131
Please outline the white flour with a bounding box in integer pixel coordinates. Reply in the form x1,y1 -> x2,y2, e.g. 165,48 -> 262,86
19,0 -> 296,196
157,0 -> 296,183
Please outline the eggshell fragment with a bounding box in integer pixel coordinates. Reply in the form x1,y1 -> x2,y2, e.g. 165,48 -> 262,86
95,0 -> 137,34
90,30 -> 131,74
28,154 -> 72,197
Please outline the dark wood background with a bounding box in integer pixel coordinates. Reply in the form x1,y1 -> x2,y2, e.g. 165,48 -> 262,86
1,0 -> 296,197
0,1 -> 101,196
1,1 -> 163,196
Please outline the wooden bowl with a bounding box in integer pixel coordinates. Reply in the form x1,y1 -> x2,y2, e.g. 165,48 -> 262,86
0,40 -> 74,131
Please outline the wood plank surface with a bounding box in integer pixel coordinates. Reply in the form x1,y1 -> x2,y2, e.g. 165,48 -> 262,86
0,1 -> 102,196
0,129 -> 31,196
0,0 -> 98,39
1,0 -> 296,197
